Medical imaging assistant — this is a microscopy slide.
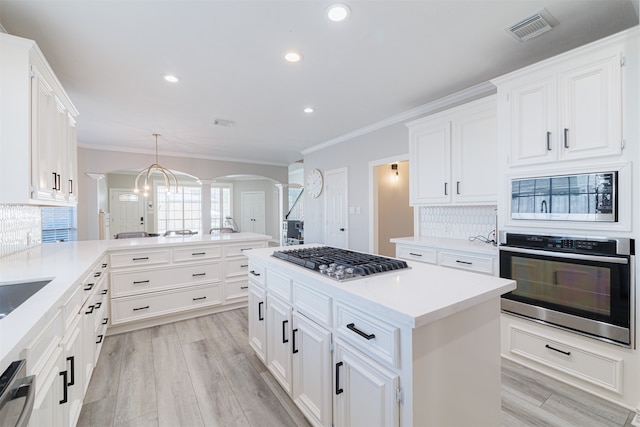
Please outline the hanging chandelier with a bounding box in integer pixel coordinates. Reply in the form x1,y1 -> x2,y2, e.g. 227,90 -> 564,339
134,133 -> 178,197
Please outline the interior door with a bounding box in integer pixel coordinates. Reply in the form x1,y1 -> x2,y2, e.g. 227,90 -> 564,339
109,189 -> 146,235
325,168 -> 348,248
241,191 -> 266,234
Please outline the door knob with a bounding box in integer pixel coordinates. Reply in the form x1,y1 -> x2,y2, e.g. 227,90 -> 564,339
339,228 -> 345,231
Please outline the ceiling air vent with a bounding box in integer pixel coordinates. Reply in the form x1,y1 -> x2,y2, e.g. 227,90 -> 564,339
506,9 -> 558,42
213,118 -> 235,127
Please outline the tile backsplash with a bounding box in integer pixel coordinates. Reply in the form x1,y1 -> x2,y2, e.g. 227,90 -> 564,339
419,205 -> 497,240
0,204 -> 42,257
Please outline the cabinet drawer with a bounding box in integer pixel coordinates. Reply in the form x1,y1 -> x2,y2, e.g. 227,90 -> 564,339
267,269 -> 292,303
396,245 -> 437,264
509,326 -> 623,393
248,262 -> 266,287
62,284 -> 83,329
26,309 -> 63,376
111,283 -> 223,324
225,242 -> 265,258
225,278 -> 249,301
293,281 -> 332,328
173,245 -> 222,262
111,262 -> 222,297
438,251 -> 494,275
227,258 -> 250,277
110,249 -> 170,269
335,302 -> 399,368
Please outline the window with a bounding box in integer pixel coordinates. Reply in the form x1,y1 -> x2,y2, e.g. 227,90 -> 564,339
287,187 -> 303,220
156,184 -> 202,234
42,207 -> 77,242
211,184 -> 233,229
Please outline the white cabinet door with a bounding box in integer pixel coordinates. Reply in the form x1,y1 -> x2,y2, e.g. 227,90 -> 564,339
508,77 -> 556,166
60,317 -> 84,427
451,99 -> 498,203
409,120 -> 451,205
558,54 -> 621,160
333,341 -> 399,427
29,347 -> 65,427
292,311 -> 332,427
248,282 -> 267,363
266,294 -> 293,395
30,63 -> 57,203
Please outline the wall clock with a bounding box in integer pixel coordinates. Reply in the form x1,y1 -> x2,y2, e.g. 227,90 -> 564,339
306,168 -> 324,198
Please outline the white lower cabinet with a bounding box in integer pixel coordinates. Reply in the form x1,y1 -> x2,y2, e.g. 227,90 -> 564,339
395,241 -> 497,276
333,340 -> 399,427
29,347 -> 65,427
60,316 -> 84,427
292,311 -> 332,427
248,281 -> 267,364
266,294 -> 293,394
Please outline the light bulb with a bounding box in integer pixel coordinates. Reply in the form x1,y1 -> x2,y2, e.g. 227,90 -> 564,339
144,184 -> 150,191
133,188 -> 139,194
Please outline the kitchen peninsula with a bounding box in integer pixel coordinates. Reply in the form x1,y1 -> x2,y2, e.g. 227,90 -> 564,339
0,232 -> 269,426
245,245 -> 516,426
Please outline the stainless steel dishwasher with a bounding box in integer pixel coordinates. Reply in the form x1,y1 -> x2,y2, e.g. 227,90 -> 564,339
0,360 -> 35,427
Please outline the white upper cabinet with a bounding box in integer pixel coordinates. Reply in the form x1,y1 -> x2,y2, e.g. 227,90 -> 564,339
0,33 -> 78,205
495,39 -> 623,168
407,95 -> 497,206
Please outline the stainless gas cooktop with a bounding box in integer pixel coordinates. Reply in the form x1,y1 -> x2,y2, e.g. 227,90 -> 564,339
272,246 -> 409,281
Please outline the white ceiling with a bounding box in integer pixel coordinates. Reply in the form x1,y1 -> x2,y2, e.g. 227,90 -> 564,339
1,1 -> 638,166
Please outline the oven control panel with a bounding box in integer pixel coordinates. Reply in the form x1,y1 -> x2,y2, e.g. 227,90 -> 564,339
503,233 -> 632,256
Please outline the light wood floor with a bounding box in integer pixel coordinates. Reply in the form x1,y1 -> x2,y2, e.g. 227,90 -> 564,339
78,308 -> 636,427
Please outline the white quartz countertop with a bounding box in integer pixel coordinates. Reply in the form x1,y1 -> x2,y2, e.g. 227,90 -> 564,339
0,232 -> 270,371
246,246 -> 515,329
390,236 -> 498,255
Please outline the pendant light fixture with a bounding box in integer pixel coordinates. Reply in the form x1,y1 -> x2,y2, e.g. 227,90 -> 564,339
134,133 -> 178,197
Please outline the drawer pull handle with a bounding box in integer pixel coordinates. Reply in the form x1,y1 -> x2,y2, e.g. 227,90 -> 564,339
409,252 -> 422,257
258,301 -> 264,321
240,264 -> 249,268
102,318 -> 109,325
241,248 -> 253,251
133,280 -> 150,284
192,296 -> 207,301
455,260 -> 473,265
85,305 -> 95,315
240,286 -> 248,290
545,344 -> 571,356
132,257 -> 149,261
346,323 -> 375,340
84,283 -> 94,291
335,362 -> 344,395
133,305 -> 150,311
96,335 -> 104,344
102,263 -> 108,268
95,302 -> 102,309
101,289 -> 108,295
250,270 -> 261,277
94,272 -> 101,277
59,370 -> 68,404
282,319 -> 289,344
192,252 -> 206,256
66,356 -> 75,386
292,328 -> 299,354
192,273 -> 206,277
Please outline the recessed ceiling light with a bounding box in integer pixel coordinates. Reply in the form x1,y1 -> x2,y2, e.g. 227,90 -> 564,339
163,74 -> 179,83
284,51 -> 303,63
327,4 -> 350,22
304,107 -> 314,113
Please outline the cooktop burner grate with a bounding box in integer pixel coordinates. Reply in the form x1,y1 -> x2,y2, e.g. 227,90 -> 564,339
272,246 -> 409,281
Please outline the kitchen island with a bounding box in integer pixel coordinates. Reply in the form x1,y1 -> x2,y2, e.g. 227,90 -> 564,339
245,245 -> 516,427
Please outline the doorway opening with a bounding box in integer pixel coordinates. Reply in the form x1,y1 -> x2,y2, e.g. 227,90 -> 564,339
370,157 -> 414,257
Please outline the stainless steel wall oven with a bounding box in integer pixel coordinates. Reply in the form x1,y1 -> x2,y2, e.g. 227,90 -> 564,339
500,233 -> 634,347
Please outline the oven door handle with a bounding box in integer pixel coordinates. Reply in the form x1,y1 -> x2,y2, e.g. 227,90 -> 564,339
499,246 -> 629,264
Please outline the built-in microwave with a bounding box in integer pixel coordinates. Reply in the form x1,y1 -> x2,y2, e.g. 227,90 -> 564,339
510,171 -> 617,222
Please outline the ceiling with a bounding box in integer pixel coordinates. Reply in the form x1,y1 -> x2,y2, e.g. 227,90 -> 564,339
1,1 -> 638,166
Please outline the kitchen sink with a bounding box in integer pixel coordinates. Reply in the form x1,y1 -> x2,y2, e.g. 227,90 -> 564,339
0,279 -> 52,319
